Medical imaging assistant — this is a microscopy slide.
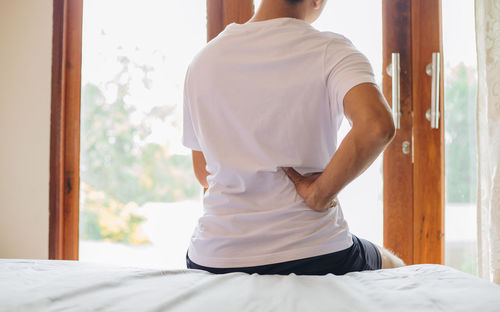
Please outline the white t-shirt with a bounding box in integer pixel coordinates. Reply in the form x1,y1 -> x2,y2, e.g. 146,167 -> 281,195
182,17 -> 376,268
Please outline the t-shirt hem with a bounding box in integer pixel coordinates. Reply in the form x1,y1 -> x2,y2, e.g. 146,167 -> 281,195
181,138 -> 202,151
187,233 -> 354,268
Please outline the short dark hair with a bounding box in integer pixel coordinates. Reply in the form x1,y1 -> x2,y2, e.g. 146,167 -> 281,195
285,0 -> 304,4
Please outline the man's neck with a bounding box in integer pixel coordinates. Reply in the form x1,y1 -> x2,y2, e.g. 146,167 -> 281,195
248,1 -> 306,23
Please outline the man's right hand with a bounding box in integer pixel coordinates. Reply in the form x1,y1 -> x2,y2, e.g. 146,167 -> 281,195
282,83 -> 394,215
281,167 -> 337,212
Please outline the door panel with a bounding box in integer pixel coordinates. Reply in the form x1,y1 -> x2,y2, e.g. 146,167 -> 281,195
383,0 -> 445,265
382,0 -> 415,265
411,0 -> 445,264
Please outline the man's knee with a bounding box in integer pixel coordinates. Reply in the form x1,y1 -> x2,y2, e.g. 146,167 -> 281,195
375,244 -> 406,269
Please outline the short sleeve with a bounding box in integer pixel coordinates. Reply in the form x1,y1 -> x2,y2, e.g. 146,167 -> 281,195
181,66 -> 202,151
325,38 -> 377,120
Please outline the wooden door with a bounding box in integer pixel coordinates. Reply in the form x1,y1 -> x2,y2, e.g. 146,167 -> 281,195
50,0 -> 445,264
383,0 -> 444,265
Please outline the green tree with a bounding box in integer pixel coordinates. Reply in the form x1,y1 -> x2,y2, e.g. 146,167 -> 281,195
81,56 -> 199,206
444,63 -> 477,203
80,53 -> 200,243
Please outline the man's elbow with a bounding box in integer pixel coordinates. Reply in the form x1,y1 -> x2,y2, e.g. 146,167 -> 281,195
373,114 -> 396,144
384,116 -> 396,142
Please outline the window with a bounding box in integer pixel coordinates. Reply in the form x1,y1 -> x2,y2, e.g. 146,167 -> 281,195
442,0 -> 478,275
52,0 -> 453,268
78,0 -> 207,269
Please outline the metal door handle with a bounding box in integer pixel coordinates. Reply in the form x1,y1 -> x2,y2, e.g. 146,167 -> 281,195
425,52 -> 440,129
387,53 -> 401,129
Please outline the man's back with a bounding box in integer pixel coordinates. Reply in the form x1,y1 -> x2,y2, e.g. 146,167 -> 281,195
182,17 -> 376,268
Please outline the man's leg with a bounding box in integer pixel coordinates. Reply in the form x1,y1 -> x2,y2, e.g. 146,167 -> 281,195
375,244 -> 406,269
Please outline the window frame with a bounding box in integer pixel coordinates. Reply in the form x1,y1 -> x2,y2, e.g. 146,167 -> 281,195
49,0 -> 444,265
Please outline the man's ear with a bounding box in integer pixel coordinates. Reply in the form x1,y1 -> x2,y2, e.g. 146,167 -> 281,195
313,0 -> 321,9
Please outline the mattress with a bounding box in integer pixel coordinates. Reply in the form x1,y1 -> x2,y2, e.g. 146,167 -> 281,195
1,259 -> 499,311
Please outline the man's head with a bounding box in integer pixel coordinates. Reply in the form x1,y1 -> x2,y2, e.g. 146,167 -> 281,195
255,0 -> 328,24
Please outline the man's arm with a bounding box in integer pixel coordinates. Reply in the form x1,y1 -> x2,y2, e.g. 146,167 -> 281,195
282,82 -> 395,212
192,150 -> 209,191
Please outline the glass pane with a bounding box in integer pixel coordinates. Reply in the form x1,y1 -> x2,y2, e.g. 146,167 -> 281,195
79,0 -> 206,269
442,0 -> 478,275
313,1 -> 384,246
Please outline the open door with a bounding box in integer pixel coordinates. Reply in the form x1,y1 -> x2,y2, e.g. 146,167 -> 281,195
50,0 -> 445,266
383,0 -> 444,265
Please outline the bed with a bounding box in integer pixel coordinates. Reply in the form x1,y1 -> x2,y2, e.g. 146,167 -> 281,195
1,259 -> 499,311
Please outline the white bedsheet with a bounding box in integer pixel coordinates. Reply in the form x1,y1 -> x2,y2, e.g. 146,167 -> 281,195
1,259 -> 499,311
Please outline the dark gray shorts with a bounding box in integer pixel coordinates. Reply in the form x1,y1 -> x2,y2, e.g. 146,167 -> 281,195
186,233 -> 382,275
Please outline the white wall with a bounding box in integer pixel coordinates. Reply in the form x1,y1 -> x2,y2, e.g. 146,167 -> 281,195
0,0 -> 53,259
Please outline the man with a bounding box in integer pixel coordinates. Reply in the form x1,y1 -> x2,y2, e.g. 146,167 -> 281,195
182,0 -> 405,275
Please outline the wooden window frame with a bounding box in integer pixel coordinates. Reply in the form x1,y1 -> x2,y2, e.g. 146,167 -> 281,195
49,0 -> 444,265
49,0 -> 83,260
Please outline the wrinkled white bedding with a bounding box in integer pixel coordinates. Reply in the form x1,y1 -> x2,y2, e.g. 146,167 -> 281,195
1,259 -> 499,311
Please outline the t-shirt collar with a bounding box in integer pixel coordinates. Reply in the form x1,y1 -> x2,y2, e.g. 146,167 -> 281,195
225,17 -> 312,32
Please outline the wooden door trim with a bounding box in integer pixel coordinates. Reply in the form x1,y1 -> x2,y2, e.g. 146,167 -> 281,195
49,0 -> 83,260
411,0 -> 445,264
382,0 -> 415,265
